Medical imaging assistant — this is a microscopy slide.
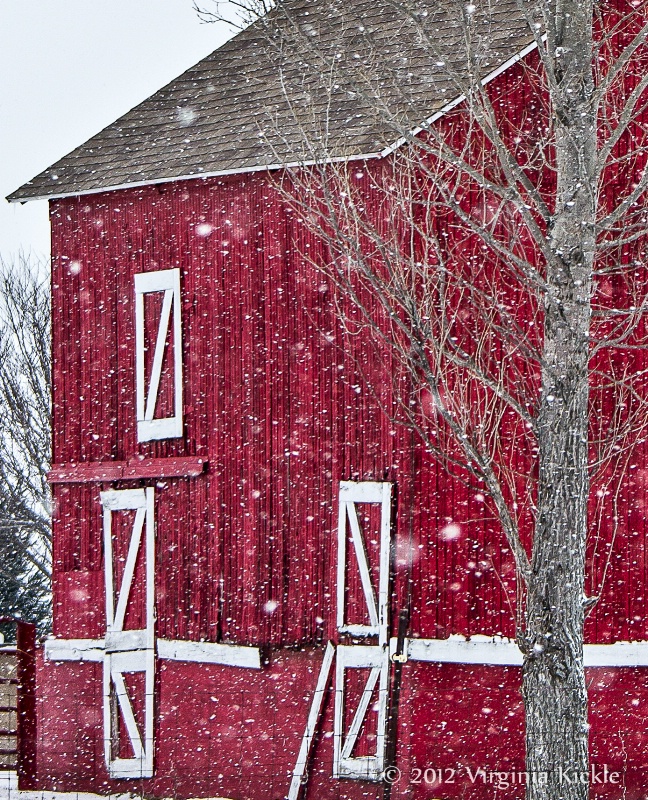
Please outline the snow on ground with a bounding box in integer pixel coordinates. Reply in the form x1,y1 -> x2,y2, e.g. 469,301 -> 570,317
0,773 -> 234,800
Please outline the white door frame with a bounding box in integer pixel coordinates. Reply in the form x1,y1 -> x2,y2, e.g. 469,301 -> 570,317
134,268 -> 183,442
101,488 -> 155,779
334,481 -> 393,781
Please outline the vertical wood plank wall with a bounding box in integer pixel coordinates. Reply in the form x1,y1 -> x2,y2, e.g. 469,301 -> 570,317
49,165 -> 647,649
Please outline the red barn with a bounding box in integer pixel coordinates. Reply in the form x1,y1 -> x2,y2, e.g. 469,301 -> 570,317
8,1 -> 648,798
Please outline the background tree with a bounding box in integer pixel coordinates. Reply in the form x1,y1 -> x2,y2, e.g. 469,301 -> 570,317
193,0 -> 274,29
0,255 -> 51,641
194,1 -> 648,798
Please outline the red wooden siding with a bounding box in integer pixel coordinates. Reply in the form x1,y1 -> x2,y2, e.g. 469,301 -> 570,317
50,145 -> 648,649
33,652 -> 648,799
50,171 -> 525,647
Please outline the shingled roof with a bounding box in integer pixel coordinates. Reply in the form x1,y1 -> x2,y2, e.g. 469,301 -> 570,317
8,0 -> 534,202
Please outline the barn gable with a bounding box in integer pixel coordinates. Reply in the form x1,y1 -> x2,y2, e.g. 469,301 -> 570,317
8,0 -> 533,202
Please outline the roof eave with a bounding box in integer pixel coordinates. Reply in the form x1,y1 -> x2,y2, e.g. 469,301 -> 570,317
6,151 -> 384,204
7,36 -> 540,204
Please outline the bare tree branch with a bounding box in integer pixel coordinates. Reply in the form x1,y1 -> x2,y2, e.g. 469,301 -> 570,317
0,255 -> 52,634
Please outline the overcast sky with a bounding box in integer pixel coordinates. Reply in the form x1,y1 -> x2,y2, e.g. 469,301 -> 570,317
0,1 -> 234,263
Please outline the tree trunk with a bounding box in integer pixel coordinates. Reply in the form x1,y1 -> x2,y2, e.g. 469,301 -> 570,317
523,367 -> 590,799
522,1 -> 595,798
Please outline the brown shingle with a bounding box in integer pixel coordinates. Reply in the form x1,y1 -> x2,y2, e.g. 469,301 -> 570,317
8,0 -> 534,202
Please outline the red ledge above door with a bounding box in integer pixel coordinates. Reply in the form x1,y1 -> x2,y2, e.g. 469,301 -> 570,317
48,457 -> 208,484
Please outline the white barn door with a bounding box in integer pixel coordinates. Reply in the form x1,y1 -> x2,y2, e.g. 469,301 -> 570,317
334,481 -> 392,782
101,488 -> 155,779
134,268 -> 183,442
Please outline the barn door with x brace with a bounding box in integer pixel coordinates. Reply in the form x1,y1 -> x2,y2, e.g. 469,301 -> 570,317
334,481 -> 392,781
135,268 -> 183,443
101,488 -> 155,779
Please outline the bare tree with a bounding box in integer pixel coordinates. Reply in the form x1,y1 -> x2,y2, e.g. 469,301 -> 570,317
196,1 -> 648,798
193,0 -> 274,29
0,255 -> 52,638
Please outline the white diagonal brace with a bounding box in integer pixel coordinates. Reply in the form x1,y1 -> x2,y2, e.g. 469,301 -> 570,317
340,665 -> 381,760
288,642 -> 335,800
111,507 -> 146,632
111,670 -> 145,761
144,289 -> 173,421
346,503 -> 379,627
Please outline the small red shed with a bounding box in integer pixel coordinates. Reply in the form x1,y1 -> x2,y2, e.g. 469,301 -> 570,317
8,1 -> 648,798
